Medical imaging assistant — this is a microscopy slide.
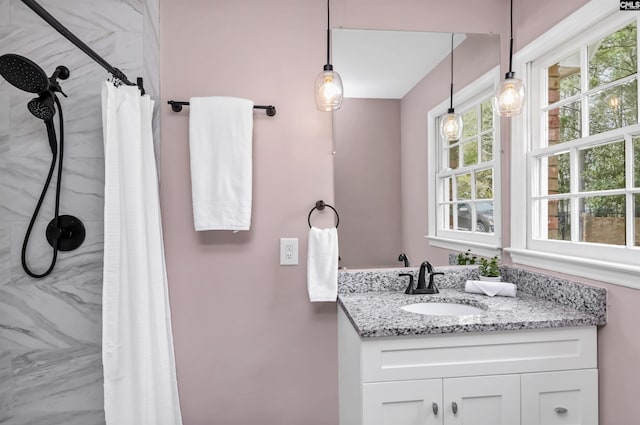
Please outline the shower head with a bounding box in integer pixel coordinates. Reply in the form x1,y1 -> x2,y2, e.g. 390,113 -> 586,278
27,93 -> 56,121
0,53 -> 49,94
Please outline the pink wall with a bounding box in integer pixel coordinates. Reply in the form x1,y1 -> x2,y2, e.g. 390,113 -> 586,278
333,98 -> 402,268
160,1 -> 337,424
160,1 -> 639,424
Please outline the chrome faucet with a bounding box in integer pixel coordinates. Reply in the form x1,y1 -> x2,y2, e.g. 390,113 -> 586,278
399,261 -> 444,295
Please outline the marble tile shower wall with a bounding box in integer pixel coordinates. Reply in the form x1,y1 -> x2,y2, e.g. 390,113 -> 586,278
0,0 -> 158,423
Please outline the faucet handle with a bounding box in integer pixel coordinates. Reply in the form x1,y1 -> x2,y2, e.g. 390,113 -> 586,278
399,273 -> 415,295
426,271 -> 444,294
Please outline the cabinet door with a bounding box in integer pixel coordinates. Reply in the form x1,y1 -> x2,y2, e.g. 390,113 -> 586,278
444,374 -> 520,425
363,379 -> 443,425
521,369 -> 598,425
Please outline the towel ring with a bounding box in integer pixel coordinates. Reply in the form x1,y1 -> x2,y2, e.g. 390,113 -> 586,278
308,200 -> 339,228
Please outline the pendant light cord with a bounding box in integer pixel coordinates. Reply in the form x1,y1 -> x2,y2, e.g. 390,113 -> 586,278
449,33 -> 454,111
326,0 -> 331,66
508,0 -> 514,74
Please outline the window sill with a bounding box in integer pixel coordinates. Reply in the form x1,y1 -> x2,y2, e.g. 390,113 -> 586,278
505,247 -> 640,290
426,236 -> 502,259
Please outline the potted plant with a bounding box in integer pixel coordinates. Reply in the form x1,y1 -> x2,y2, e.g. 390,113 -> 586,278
478,256 -> 501,281
456,249 -> 477,265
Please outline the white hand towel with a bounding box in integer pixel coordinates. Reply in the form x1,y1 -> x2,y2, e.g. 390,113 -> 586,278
189,96 -> 254,231
465,280 -> 517,297
307,227 -> 339,302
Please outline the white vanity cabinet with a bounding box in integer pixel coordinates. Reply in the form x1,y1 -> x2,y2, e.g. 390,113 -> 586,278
521,369 -> 598,425
338,308 -> 599,425
362,374 -> 520,425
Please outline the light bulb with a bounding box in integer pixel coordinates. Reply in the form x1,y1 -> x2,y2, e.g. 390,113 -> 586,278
440,110 -> 463,142
315,69 -> 343,111
494,76 -> 525,117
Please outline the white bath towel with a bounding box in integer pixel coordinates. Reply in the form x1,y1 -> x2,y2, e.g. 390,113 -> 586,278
189,96 -> 254,231
465,280 -> 517,297
307,227 -> 339,302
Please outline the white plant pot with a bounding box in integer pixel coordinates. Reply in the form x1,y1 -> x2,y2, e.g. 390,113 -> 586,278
479,275 -> 502,282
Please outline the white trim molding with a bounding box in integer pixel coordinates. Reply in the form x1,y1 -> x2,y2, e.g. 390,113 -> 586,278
427,236 -> 502,259
506,248 -> 640,290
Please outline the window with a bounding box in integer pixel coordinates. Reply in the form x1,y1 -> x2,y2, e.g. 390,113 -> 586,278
510,4 -> 640,288
428,68 -> 501,257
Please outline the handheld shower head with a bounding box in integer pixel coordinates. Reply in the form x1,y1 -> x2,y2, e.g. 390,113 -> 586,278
27,93 -> 56,121
0,53 -> 49,94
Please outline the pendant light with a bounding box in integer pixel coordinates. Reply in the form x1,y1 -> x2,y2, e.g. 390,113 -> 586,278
314,0 -> 343,111
440,33 -> 463,143
494,0 -> 525,117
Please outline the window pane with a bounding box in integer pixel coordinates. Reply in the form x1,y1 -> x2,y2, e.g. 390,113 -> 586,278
456,174 -> 471,200
547,199 -> 572,241
456,202 -> 472,232
449,146 -> 459,169
475,169 -> 493,199
481,100 -> 493,131
481,134 -> 494,162
475,201 -> 494,233
635,137 -> 640,187
547,102 -> 581,145
588,80 -> 638,136
548,54 -> 581,104
579,195 -> 626,245
463,139 -> 478,166
579,141 -> 625,191
538,152 -> 570,196
443,204 -> 453,230
462,108 -> 478,139
589,21 -> 637,89
439,177 -> 452,203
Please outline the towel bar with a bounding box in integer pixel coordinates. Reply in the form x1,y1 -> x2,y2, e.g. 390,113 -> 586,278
167,100 -> 276,116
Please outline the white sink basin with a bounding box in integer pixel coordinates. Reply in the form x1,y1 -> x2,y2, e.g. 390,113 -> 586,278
401,302 -> 486,316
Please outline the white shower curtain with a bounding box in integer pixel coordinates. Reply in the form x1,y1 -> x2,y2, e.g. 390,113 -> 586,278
101,81 -> 183,425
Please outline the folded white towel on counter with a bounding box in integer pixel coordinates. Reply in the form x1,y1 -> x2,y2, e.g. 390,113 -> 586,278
465,280 -> 517,297
188,96 -> 254,231
307,227 -> 339,302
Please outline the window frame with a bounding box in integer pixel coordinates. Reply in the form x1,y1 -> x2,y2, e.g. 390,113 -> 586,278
427,67 -> 502,258
508,0 -> 640,289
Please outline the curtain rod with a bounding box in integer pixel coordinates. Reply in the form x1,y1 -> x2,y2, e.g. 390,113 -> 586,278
20,0 -> 143,91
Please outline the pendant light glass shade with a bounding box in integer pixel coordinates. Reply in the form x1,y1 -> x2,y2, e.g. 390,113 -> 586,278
494,0 -> 524,117
440,109 -> 463,142
494,73 -> 525,117
315,0 -> 343,111
440,33 -> 462,142
315,65 -> 343,111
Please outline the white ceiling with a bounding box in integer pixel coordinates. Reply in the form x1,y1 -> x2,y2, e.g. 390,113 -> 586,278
332,29 -> 466,99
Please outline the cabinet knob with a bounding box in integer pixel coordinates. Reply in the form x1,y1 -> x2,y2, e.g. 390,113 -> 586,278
432,402 -> 438,416
452,401 -> 458,415
555,406 -> 568,414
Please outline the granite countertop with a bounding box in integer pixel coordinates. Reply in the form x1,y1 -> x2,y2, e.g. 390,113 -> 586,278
337,266 -> 607,338
338,289 -> 602,338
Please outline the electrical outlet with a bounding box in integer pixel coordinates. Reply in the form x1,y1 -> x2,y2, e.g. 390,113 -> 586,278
280,238 -> 298,265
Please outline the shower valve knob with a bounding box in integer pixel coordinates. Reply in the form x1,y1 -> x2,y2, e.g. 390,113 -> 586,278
46,215 -> 85,251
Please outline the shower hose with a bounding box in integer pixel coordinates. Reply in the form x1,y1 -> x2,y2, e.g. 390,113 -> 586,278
21,95 -> 64,278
